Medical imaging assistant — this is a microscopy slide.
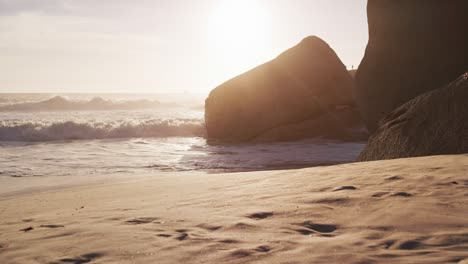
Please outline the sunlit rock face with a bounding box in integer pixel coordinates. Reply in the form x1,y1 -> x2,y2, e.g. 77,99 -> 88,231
205,36 -> 364,143
359,73 -> 468,161
356,0 -> 468,132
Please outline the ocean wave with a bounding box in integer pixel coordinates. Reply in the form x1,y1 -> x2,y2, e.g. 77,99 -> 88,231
0,96 -> 181,112
0,119 -> 206,142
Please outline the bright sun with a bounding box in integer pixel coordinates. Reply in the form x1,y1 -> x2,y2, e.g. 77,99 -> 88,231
208,0 -> 272,76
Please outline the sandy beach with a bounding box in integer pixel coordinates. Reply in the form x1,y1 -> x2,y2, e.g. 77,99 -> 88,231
1,154 -> 467,264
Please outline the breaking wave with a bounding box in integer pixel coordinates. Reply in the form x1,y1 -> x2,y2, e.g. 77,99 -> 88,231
0,119 -> 206,142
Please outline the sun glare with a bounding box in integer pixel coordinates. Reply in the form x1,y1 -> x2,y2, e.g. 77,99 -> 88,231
208,0 -> 272,75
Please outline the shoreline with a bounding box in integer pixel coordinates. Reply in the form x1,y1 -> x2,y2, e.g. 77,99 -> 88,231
0,154 -> 363,199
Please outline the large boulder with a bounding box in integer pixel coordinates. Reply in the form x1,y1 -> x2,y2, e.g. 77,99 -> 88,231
252,106 -> 367,143
205,36 -> 364,143
355,0 -> 468,132
359,73 -> 468,162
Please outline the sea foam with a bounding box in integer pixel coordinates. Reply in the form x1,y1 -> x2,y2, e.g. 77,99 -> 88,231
0,119 -> 205,142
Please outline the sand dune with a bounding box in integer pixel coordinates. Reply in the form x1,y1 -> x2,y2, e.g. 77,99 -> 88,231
1,155 -> 468,263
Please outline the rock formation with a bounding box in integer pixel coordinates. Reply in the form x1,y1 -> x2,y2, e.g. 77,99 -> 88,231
205,36 -> 364,143
251,106 -> 366,143
355,0 -> 468,132
359,73 -> 468,161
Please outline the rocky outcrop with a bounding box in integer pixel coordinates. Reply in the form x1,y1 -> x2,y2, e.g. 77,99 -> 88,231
205,36 -> 364,143
251,106 -> 367,143
359,73 -> 468,161
355,0 -> 468,132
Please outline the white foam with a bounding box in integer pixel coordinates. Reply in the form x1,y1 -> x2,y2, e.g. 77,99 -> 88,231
0,119 -> 205,142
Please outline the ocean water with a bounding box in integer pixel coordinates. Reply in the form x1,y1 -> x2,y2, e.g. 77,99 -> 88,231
0,93 -> 366,178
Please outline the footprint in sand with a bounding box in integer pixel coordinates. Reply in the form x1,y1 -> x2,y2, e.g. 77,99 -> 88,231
370,226 -> 394,232
255,245 -> 271,253
372,192 -> 389,198
40,224 -> 65,229
227,222 -> 256,230
20,227 -> 34,232
219,239 -> 240,244
386,176 -> 403,181
53,252 -> 104,264
175,233 -> 189,241
302,221 -> 337,233
382,240 -> 396,249
247,212 -> 273,220
196,224 -> 222,231
397,240 -> 422,250
230,249 -> 252,258
312,197 -> 350,205
294,229 -> 315,235
391,192 -> 413,197
333,186 -> 357,192
124,217 -> 159,225
235,223 -> 255,228
229,246 -> 272,258
295,221 -> 338,235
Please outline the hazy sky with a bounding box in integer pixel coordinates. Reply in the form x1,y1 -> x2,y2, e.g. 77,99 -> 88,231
0,0 -> 368,94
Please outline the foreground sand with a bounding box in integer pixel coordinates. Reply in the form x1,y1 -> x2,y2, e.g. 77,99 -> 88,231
1,155 -> 468,264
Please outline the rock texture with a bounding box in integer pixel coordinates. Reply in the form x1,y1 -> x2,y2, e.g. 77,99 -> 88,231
359,73 -> 468,162
252,106 -> 367,143
205,36 -> 363,143
355,0 -> 468,132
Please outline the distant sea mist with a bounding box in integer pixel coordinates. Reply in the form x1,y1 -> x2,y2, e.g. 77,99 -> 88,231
0,93 -> 206,142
